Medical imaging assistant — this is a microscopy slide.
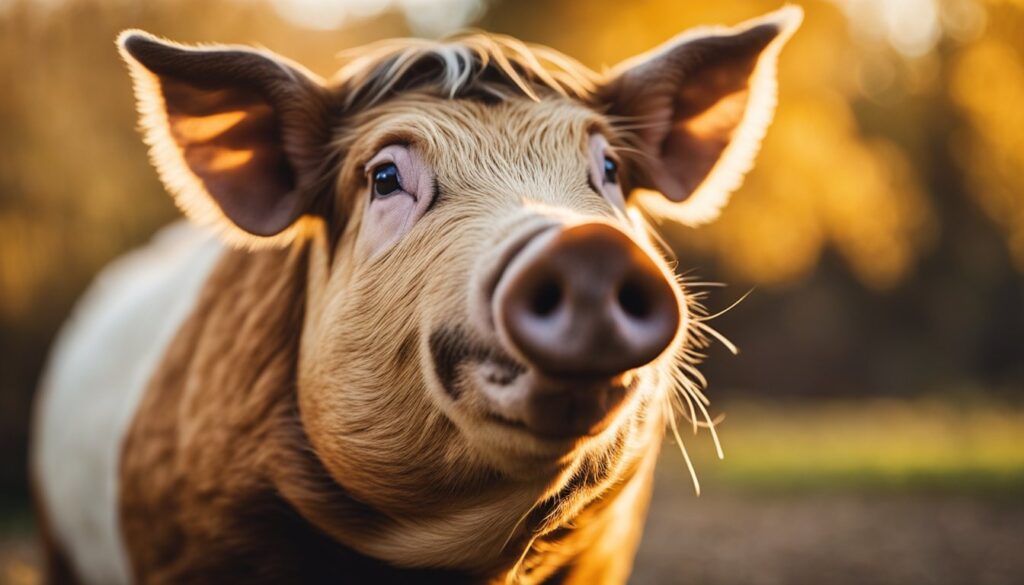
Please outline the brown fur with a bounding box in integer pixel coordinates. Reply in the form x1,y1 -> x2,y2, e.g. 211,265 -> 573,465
117,100 -> 670,581
295,98 -> 668,575
117,242 -> 473,583
119,237 -> 658,583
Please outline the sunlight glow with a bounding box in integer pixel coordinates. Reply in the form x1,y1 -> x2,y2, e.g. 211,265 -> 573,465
204,148 -> 255,172
829,0 -> 986,57
175,111 -> 249,143
265,0 -> 487,36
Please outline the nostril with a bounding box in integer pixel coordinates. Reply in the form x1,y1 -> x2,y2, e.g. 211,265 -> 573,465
617,277 -> 652,319
529,276 -> 562,317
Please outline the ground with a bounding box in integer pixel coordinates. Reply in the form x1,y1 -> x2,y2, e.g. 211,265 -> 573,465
631,489 -> 1024,584
3,399 -> 1022,584
5,490 -> 1023,585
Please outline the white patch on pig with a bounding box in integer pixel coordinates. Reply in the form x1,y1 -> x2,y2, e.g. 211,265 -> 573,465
31,221 -> 224,585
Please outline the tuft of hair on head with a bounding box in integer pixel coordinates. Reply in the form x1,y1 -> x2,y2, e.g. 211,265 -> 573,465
331,33 -> 601,112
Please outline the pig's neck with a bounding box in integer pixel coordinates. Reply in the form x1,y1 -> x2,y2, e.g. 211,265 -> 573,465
119,241 -> 658,584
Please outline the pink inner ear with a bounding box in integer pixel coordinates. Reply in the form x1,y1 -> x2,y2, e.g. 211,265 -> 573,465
657,55 -> 759,202
661,93 -> 749,199
162,78 -> 300,236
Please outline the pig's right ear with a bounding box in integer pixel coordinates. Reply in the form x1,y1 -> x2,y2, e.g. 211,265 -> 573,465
118,30 -> 334,247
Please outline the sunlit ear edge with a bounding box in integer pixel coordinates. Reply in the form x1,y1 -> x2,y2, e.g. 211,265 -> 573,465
116,29 -> 323,250
629,5 -> 804,227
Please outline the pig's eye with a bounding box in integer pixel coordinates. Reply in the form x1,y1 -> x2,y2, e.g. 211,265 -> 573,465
589,134 -> 625,209
603,157 -> 618,185
372,163 -> 402,197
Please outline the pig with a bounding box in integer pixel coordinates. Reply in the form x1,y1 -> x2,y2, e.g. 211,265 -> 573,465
31,7 -> 801,584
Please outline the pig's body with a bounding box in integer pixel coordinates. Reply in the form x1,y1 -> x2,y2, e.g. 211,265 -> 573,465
33,223 -> 655,584
33,223 -> 223,584
31,10 -> 799,584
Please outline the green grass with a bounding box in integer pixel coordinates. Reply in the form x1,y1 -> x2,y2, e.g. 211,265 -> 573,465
662,397 -> 1024,496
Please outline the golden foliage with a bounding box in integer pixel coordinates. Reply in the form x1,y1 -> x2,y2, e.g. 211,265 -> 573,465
0,0 -> 1021,321
950,8 -> 1024,271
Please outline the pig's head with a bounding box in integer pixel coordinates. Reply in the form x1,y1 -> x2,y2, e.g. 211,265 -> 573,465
119,7 -> 799,573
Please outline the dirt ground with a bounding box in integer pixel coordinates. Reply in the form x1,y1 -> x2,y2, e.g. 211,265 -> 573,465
631,483 -> 1024,585
3,488 -> 1022,584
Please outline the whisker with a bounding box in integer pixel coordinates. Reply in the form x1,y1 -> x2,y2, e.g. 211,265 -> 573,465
680,361 -> 708,390
685,380 -> 712,408
692,390 -> 724,460
694,320 -> 739,355
501,504 -> 536,553
505,532 -> 542,585
665,393 -> 701,496
669,376 -> 699,433
697,288 -> 754,322
680,281 -> 729,289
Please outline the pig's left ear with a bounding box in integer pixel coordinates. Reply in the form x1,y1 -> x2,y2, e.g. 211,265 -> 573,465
596,6 -> 802,225
118,30 -> 335,247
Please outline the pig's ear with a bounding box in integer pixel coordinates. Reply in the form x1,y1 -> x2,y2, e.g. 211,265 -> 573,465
118,30 -> 335,246
597,6 -> 802,226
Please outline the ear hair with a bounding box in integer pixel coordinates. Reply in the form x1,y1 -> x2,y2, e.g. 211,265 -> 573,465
117,30 -> 335,248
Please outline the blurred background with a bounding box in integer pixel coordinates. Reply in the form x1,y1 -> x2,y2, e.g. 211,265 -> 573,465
1,0 -> 1022,583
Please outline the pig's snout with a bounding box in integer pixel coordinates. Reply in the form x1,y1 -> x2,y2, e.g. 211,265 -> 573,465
482,221 -> 682,438
494,222 -> 681,380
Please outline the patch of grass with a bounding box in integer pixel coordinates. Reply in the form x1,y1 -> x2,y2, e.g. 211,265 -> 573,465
662,397 -> 1024,496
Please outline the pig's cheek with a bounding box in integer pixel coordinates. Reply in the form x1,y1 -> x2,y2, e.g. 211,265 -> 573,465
360,194 -> 419,259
